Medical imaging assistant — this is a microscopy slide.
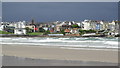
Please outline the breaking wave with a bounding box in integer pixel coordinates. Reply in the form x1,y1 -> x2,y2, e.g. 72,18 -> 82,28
0,37 -> 119,49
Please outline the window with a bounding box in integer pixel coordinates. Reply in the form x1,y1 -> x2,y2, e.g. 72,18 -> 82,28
18,29 -> 22,31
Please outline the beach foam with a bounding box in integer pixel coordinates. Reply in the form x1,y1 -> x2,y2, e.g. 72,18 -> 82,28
1,37 -> 119,49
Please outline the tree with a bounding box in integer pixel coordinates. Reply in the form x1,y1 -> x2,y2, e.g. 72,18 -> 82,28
60,29 -> 65,35
79,30 -> 85,35
39,28 -> 45,32
89,29 -> 96,33
79,29 -> 96,35
25,27 -> 33,33
72,24 -> 79,28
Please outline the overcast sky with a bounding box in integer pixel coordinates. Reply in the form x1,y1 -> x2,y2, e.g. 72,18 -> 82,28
2,2 -> 118,22
0,1 -> 2,22
2,0 -> 120,2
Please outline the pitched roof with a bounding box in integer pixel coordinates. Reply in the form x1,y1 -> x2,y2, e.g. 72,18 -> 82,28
64,29 -> 70,32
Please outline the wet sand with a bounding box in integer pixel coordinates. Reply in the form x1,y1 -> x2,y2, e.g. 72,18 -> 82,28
2,56 -> 117,66
2,45 -> 119,66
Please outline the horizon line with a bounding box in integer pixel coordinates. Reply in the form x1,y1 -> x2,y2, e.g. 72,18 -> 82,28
1,0 -> 120,2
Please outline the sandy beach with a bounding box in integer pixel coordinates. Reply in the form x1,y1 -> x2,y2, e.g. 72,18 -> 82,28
2,45 -> 118,64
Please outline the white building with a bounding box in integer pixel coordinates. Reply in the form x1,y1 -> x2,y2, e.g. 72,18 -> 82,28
82,20 -> 109,31
68,22 -> 72,25
82,20 -> 91,30
108,21 -> 115,31
0,22 -> 10,31
0,22 -> 4,31
14,21 -> 26,35
43,27 -> 49,31
76,22 -> 81,27
0,25 -> 4,31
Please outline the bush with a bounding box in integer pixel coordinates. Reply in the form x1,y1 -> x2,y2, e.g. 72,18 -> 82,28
25,27 -> 33,33
60,29 -> 65,35
72,24 -> 79,28
79,30 -> 85,35
44,30 -> 50,35
79,29 -> 96,35
39,28 -> 45,32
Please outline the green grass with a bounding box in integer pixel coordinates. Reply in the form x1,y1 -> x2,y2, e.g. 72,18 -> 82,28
27,32 -> 43,35
0,31 -> 13,34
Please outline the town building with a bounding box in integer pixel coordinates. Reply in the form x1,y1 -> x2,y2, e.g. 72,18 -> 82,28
14,21 -> 26,35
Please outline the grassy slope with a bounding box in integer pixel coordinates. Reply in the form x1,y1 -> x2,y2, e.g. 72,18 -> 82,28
27,32 -> 43,35
0,31 -> 13,34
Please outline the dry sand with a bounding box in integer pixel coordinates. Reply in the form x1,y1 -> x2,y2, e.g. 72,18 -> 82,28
2,45 -> 118,63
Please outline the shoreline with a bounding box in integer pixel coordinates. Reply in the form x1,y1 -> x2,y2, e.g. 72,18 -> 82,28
1,44 -> 119,51
2,44 -> 118,63
0,35 -> 119,38
0,34 -> 119,37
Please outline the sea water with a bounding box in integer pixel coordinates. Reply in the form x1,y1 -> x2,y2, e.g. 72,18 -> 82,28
0,37 -> 119,50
